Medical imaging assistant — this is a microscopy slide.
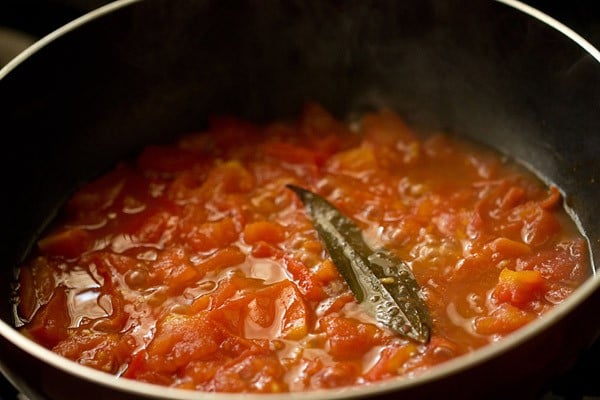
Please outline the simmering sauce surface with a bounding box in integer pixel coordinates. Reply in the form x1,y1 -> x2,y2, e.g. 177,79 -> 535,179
14,104 -> 590,392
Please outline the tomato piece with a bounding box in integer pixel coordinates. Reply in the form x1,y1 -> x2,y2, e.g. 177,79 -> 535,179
310,361 -> 360,389
250,241 -> 284,258
66,165 -> 129,213
122,350 -> 148,379
194,246 -> 246,276
485,237 -> 531,258
520,206 -> 560,247
202,160 -> 254,194
243,221 -> 286,245
361,108 -> 416,146
53,332 -> 124,373
364,343 -> 418,381
37,228 -> 91,259
299,102 -> 348,140
499,186 -> 525,210
186,217 -> 239,252
539,186 -> 561,210
150,247 -> 198,294
493,268 -> 546,305
24,286 -> 70,348
189,273 -> 265,314
212,353 -> 287,393
282,256 -> 326,302
474,303 -> 536,335
313,259 -> 340,285
211,280 -> 309,341
263,142 -> 328,166
517,238 -> 588,284
17,257 -> 56,321
327,146 -> 378,173
134,211 -> 174,244
319,316 -> 384,359
145,312 -> 227,374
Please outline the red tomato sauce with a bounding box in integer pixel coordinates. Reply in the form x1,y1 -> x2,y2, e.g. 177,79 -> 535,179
14,104 -> 590,392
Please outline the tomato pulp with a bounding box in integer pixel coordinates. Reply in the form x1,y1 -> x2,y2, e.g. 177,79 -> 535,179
14,104 -> 590,392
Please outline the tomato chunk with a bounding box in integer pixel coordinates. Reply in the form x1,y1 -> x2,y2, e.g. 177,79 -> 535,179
37,228 -> 91,259
211,280 -> 309,340
319,316 -> 384,359
493,268 -> 546,305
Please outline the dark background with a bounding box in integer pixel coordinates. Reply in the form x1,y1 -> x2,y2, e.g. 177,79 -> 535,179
1,1 -> 599,399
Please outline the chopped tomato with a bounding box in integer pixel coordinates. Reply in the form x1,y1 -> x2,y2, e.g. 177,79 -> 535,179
211,280 -> 309,340
493,268 -> 546,305
37,228 -> 91,259
474,303 -> 536,335
25,286 -> 70,348
194,246 -> 246,276
319,316 -> 385,359
16,104 -> 590,393
282,256 -> 326,302
186,217 -> 238,252
144,312 -> 229,374
243,220 -> 286,245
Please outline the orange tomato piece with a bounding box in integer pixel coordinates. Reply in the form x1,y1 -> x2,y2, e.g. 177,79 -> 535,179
17,258 -> 56,321
520,206 -> 560,247
37,227 -> 91,259
313,259 -> 340,285
539,186 -> 562,210
211,280 -> 309,341
151,247 -> 198,293
493,268 -> 546,305
319,316 -> 384,359
364,343 -> 418,381
263,142 -> 328,166
186,217 -> 238,252
194,246 -> 246,276
486,237 -> 531,258
53,332 -> 124,373
145,312 -> 228,374
309,361 -> 361,389
243,220 -> 286,245
282,256 -> 326,302
24,286 -> 70,348
474,303 -> 536,335
212,353 -> 287,393
361,108 -> 416,146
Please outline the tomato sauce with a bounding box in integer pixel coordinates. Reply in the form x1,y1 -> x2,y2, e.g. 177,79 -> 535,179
14,103 -> 590,392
